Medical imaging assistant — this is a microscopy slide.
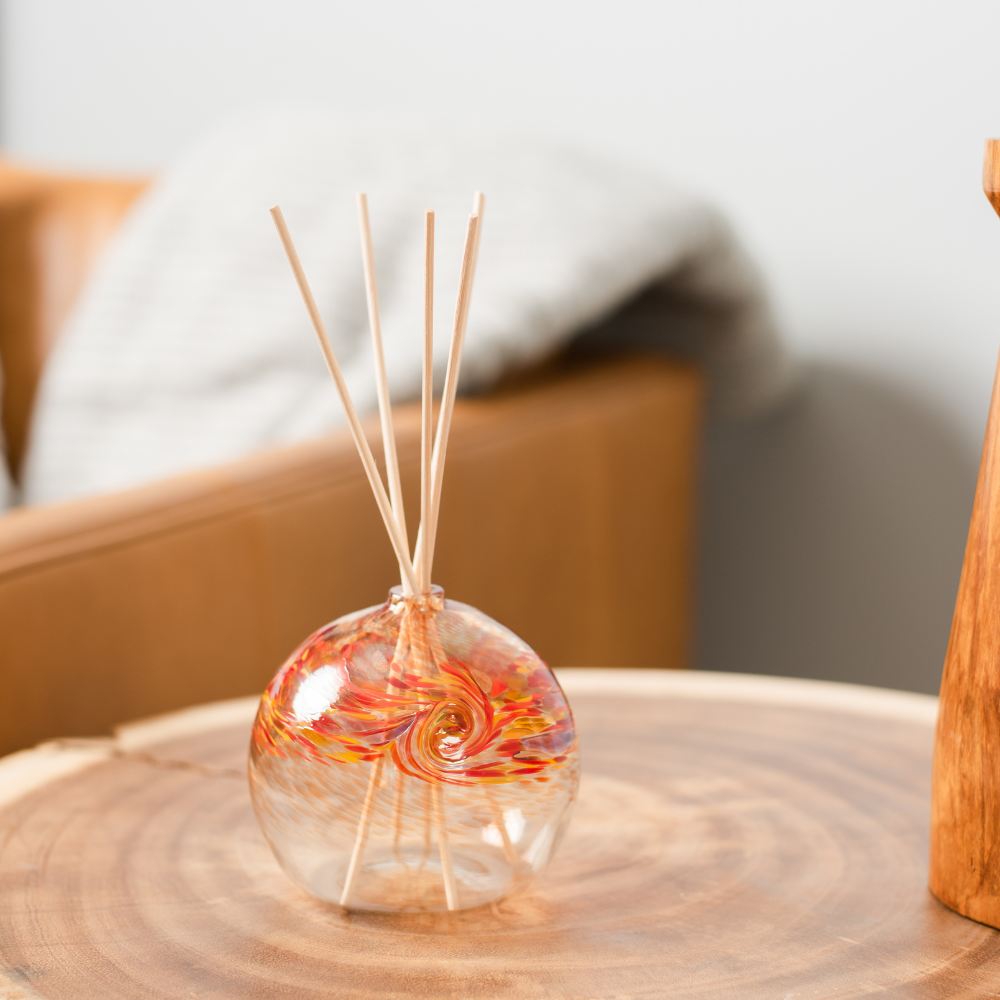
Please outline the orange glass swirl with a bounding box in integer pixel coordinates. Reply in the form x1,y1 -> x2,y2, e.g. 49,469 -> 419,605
249,587 -> 579,912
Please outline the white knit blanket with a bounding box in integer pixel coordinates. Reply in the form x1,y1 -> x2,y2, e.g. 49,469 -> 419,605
21,110 -> 793,507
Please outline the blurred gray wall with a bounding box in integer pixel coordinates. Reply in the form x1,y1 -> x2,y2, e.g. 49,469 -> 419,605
698,362 -> 979,695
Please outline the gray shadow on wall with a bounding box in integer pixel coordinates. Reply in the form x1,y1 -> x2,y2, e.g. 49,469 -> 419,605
697,361 -> 979,695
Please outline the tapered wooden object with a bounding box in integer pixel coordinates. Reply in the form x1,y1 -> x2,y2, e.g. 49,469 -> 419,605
929,139 -> 1000,926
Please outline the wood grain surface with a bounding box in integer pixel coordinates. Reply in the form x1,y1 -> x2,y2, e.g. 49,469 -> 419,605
984,139 -> 1000,217
930,138 -> 1000,929
1,670 -> 997,1000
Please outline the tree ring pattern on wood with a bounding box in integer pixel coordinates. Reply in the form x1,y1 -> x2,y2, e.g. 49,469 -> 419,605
1,685 -> 999,998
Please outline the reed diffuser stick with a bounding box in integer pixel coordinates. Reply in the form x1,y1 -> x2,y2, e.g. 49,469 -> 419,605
431,783 -> 458,910
357,193 -> 411,594
339,621 -> 413,906
392,771 -> 406,859
414,208 -> 481,583
419,211 -> 435,595
339,757 -> 384,906
270,205 -> 419,594
272,196 -> 483,913
426,211 -> 480,570
470,190 -> 485,297
485,786 -> 519,867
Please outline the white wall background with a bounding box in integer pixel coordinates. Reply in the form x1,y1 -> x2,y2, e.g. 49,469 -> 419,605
3,0 -> 1000,443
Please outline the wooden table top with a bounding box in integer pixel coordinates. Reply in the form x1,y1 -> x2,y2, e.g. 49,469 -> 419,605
0,669 -> 997,999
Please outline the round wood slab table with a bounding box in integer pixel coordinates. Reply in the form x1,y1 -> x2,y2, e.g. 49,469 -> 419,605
1,669 -> 998,999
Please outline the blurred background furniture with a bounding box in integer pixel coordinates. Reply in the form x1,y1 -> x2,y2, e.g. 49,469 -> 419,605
0,164 -> 703,757
0,0 -> 991,716
0,162 -> 145,478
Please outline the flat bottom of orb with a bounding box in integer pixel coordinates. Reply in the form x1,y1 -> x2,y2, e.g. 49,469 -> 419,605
308,847 -> 515,912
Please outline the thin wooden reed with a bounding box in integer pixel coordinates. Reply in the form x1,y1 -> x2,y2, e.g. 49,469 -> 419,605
470,190 -> 485,291
339,757 -> 384,906
431,783 -> 458,910
357,193 -> 411,593
415,208 -> 482,583
485,786 -> 519,867
272,195 -> 482,913
420,211 -> 435,594
270,205 -> 419,595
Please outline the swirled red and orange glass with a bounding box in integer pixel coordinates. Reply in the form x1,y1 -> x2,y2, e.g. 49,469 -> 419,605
249,587 -> 579,912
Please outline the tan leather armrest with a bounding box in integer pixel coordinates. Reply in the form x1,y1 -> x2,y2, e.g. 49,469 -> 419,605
0,161 -> 147,477
0,356 -> 701,755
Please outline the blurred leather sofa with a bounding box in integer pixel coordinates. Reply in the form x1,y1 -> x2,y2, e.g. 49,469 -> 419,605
0,162 -> 703,757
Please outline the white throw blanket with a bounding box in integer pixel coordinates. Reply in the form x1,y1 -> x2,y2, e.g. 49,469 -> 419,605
22,110 -> 794,507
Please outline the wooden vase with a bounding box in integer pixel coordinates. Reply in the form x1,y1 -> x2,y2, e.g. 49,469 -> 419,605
929,139 -> 1000,926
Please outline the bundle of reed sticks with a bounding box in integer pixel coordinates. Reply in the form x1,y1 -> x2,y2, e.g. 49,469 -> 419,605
270,192 -> 484,909
270,193 -> 481,598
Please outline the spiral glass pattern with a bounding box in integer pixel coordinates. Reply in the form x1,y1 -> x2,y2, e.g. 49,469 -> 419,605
249,587 -> 579,912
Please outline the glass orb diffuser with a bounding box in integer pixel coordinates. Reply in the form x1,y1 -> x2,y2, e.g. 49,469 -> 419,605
261,194 -> 577,912
249,586 -> 579,912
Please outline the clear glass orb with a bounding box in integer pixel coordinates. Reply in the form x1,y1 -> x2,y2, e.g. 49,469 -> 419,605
249,586 -> 580,912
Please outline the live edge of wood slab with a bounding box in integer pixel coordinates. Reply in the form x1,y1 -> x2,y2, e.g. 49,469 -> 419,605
0,669 -> 996,1000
